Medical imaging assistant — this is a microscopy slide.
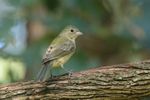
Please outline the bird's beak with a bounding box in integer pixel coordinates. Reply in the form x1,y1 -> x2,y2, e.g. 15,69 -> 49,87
76,31 -> 83,35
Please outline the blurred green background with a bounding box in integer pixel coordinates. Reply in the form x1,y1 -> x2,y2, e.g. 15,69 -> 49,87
0,0 -> 150,83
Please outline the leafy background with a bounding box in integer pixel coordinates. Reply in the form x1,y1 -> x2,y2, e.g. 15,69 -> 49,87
0,0 -> 150,86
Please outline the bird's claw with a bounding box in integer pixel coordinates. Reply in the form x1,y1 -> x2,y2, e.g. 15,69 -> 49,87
68,70 -> 73,78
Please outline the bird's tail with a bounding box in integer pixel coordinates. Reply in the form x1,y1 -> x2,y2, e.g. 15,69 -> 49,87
36,63 -> 49,81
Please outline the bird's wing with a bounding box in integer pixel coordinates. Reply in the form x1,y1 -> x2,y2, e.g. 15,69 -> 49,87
42,40 -> 75,64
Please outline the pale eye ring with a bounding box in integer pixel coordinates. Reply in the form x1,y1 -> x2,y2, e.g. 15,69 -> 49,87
70,29 -> 74,32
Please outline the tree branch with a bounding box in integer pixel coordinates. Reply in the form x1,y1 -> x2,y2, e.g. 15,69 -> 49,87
0,60 -> 150,100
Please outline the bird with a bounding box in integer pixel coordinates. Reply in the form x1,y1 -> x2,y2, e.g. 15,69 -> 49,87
36,25 -> 83,81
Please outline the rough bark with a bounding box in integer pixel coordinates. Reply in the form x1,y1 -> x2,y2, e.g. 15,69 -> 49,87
0,60 -> 150,100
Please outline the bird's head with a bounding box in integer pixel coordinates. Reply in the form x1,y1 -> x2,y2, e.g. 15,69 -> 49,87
61,25 -> 83,40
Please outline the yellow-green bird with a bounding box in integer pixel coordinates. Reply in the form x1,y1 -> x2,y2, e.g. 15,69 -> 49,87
36,25 -> 83,81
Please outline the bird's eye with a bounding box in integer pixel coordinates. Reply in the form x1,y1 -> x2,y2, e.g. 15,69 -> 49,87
70,29 -> 74,32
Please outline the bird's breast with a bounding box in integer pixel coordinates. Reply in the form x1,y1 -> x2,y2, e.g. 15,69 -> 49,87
51,53 -> 74,68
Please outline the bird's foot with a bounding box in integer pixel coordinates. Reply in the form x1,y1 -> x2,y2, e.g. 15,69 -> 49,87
46,73 -> 54,81
68,70 -> 73,78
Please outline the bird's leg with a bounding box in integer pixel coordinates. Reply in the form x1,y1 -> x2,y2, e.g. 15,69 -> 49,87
61,65 -> 72,77
50,68 -> 53,78
47,67 -> 54,81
